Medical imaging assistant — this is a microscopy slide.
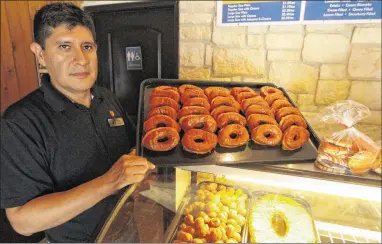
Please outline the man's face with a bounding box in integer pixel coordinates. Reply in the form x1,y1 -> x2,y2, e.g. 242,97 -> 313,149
37,25 -> 98,94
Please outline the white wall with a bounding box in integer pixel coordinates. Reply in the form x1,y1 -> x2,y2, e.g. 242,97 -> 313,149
82,1 -> 139,7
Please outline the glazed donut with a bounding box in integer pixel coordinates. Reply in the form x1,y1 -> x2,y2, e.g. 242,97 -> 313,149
178,106 -> 209,119
265,93 -> 286,106
204,87 -> 230,97
319,141 -> 352,158
208,89 -> 231,102
147,106 -> 177,121
218,124 -> 249,148
259,86 -> 283,98
271,99 -> 292,111
211,96 -> 241,111
182,129 -> 218,154
180,89 -> 208,104
247,114 -> 278,131
275,107 -> 302,122
210,105 -> 240,120
241,96 -> 269,112
142,127 -> 180,151
150,97 -> 180,111
216,112 -> 246,129
245,104 -> 274,119
279,114 -> 307,132
237,92 -> 259,104
179,84 -> 203,95
144,114 -> 181,132
150,89 -> 180,103
179,114 -> 217,133
183,97 -> 211,111
251,124 -> 283,146
153,86 -> 178,93
282,125 -> 310,150
230,87 -> 256,98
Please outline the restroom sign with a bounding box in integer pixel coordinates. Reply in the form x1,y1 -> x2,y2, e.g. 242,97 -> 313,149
126,46 -> 143,70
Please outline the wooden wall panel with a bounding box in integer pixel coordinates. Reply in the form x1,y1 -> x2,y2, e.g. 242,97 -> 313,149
0,1 -> 83,113
1,1 -> 21,111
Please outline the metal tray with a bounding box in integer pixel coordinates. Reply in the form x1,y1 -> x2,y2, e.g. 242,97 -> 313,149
249,191 -> 321,243
136,79 -> 320,167
166,181 -> 251,243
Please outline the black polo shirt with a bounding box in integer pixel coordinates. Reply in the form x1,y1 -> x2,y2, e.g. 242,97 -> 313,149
1,76 -> 136,242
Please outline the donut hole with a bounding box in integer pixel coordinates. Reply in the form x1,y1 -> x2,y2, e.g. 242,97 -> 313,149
194,123 -> 205,129
156,123 -> 168,128
229,133 -> 238,139
157,136 -> 169,143
194,138 -> 205,143
227,120 -> 237,125
264,132 -> 272,138
271,212 -> 289,237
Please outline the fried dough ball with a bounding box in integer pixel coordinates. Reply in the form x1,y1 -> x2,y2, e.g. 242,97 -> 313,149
228,209 -> 238,219
226,224 -> 235,238
206,183 -> 218,192
208,212 -> 218,218
195,217 -> 205,228
184,214 -> 195,226
218,212 -> 228,222
196,224 -> 210,238
234,214 -> 246,226
192,238 -> 205,243
179,223 -> 188,231
237,208 -> 247,217
208,228 -> 223,243
209,218 -> 221,228
232,232 -> 242,242
206,202 -> 220,213
184,226 -> 196,236
217,185 -> 226,192
177,230 -> 193,242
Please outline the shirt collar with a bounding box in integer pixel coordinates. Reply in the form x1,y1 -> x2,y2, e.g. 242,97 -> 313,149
40,74 -> 102,112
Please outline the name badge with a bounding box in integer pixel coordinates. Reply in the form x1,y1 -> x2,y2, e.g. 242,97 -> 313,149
108,117 -> 125,127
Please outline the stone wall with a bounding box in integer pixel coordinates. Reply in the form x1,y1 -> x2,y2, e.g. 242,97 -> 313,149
178,1 -> 382,142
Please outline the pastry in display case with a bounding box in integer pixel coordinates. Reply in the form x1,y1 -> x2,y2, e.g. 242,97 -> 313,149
95,166 -> 381,243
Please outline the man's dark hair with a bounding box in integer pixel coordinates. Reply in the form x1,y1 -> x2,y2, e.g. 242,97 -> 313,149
33,2 -> 96,49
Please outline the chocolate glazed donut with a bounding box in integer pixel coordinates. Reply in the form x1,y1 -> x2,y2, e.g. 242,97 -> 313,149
282,125 -> 310,150
251,124 -> 283,146
142,127 -> 180,151
216,112 -> 246,129
182,129 -> 218,154
218,124 -> 249,148
144,114 -> 181,132
179,115 -> 217,133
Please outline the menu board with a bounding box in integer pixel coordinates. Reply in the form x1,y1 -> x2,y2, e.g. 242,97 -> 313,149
217,0 -> 382,26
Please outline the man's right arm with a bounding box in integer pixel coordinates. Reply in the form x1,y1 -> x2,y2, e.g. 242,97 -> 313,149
6,154 -> 154,236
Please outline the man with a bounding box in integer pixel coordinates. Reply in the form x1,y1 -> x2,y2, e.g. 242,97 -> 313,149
0,2 -> 154,242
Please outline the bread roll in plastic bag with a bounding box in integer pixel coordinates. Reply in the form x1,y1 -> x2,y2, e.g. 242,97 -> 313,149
315,100 -> 379,175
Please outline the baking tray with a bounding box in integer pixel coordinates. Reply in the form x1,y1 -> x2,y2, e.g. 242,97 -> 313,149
166,181 -> 251,243
136,79 -> 320,167
249,191 -> 321,243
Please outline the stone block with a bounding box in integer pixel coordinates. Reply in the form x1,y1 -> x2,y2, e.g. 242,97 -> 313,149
348,81 -> 381,110
287,92 -> 298,104
212,27 -> 246,47
269,62 -> 319,93
352,27 -> 381,44
231,76 -> 242,82
348,47 -> 381,79
179,67 -> 211,80
179,42 -> 205,67
298,105 -> 319,112
362,110 -> 382,125
266,33 -> 303,50
320,64 -> 347,80
269,25 -> 304,33
354,124 -> 382,143
180,1 -> 215,13
205,45 -> 213,66
315,80 -> 351,105
298,94 -> 315,105
212,48 -> 266,76
180,26 -> 211,41
303,34 -> 350,63
267,50 -> 300,61
247,34 -> 264,48
242,76 -> 268,83
209,77 -> 231,82
180,13 -> 213,24
306,24 -> 354,37
248,25 -> 268,33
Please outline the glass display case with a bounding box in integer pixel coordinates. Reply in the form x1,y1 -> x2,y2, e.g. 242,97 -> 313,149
95,163 -> 381,243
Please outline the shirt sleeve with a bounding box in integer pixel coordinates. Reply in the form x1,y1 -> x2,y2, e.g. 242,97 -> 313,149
1,119 -> 54,209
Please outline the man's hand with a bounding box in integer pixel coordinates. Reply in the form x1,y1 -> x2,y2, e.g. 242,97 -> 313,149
102,152 -> 155,192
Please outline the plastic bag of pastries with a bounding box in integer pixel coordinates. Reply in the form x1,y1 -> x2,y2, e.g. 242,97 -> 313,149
315,100 -> 380,175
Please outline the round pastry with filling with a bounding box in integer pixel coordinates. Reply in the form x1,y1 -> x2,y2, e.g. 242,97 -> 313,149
249,194 -> 317,243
